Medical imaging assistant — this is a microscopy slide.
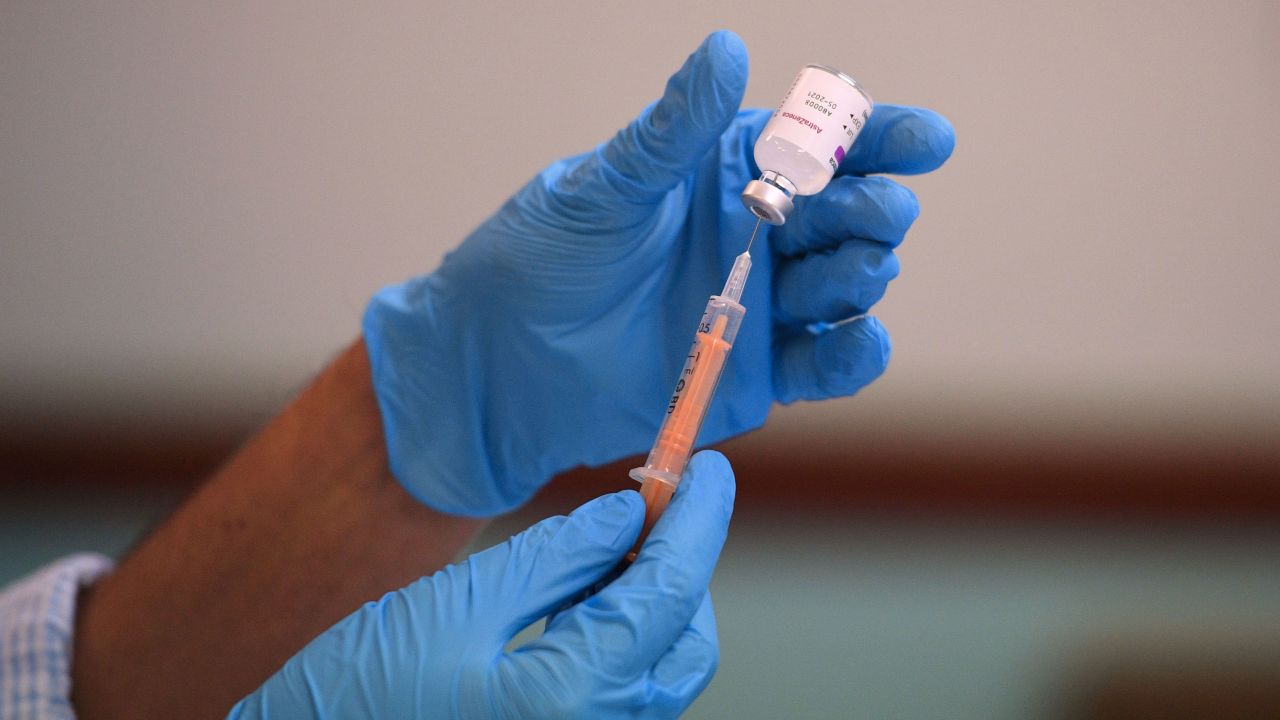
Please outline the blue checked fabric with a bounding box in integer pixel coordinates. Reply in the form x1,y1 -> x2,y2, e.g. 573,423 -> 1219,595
0,554 -> 112,720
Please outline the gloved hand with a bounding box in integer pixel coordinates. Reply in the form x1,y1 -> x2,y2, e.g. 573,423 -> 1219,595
364,30 -> 955,514
229,451 -> 735,720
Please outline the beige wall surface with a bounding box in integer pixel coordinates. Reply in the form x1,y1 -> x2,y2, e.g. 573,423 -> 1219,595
3,2 -> 1278,444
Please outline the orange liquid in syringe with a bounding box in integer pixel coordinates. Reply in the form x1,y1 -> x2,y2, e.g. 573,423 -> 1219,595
627,313 -> 733,561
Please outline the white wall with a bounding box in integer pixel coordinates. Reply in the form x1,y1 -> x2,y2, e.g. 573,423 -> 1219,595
3,2 -> 1278,444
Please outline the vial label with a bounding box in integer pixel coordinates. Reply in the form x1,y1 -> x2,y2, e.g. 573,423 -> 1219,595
756,66 -> 873,194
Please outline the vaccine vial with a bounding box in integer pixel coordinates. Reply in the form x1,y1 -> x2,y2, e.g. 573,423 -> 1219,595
742,64 -> 873,225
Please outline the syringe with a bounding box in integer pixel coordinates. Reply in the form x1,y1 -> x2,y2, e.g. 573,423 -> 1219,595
626,222 -> 759,561
625,62 -> 873,560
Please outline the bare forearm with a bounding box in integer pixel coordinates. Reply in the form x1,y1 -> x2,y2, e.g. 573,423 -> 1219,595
72,339 -> 486,719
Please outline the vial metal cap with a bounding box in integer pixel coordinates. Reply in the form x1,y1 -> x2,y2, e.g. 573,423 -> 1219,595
741,179 -> 793,225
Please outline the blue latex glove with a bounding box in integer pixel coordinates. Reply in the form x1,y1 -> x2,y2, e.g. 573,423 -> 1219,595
229,451 -> 735,720
364,30 -> 955,515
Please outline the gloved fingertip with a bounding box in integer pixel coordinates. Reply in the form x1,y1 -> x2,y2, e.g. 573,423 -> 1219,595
866,315 -> 893,351
670,30 -> 749,135
887,178 -> 922,227
571,490 -> 646,549
592,30 -> 749,205
852,314 -> 893,357
774,316 -> 894,403
703,29 -> 749,90
687,450 -> 735,487
612,488 -> 647,522
885,107 -> 956,175
705,28 -> 747,56
678,451 -> 736,526
822,316 -> 892,390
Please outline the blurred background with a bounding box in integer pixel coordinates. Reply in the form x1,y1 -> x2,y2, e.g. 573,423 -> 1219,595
3,1 -> 1278,717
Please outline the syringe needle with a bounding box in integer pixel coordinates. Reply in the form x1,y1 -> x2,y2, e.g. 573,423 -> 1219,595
745,218 -> 762,255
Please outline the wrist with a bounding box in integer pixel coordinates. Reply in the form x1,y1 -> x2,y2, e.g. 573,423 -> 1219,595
70,338 -> 487,718
362,285 -> 529,517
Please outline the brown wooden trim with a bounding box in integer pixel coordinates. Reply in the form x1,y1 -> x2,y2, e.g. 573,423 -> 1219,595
0,421 -> 244,489
540,433 -> 1280,520
3,421 -> 1278,519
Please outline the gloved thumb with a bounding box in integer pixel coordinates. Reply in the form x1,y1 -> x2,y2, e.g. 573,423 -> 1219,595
563,30 -> 748,215
477,490 -> 645,639
513,451 -> 735,683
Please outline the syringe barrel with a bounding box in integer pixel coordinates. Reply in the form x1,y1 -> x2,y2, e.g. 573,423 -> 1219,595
627,294 -> 744,559
631,294 -> 745,486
